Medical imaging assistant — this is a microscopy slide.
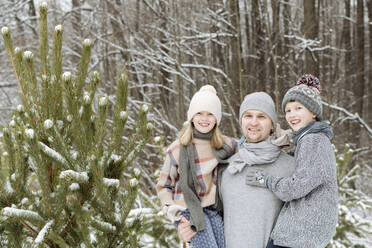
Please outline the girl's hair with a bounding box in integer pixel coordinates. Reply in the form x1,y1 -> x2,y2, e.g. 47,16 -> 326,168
178,122 -> 224,149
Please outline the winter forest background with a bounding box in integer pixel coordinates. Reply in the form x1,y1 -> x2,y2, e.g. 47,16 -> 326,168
0,0 -> 371,247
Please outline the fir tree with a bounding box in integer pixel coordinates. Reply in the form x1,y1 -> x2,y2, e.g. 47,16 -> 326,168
0,2 -> 154,247
328,145 -> 372,248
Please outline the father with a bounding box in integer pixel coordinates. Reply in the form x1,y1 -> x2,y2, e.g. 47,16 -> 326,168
178,92 -> 295,248
219,92 -> 295,247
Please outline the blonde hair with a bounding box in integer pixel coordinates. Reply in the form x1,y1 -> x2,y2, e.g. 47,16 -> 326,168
178,122 -> 224,149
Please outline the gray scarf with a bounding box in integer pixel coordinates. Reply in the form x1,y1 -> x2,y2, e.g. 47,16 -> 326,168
227,136 -> 281,174
179,129 -> 234,232
292,121 -> 333,146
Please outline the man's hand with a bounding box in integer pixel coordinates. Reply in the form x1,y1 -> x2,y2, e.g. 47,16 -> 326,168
246,168 -> 269,188
177,216 -> 197,242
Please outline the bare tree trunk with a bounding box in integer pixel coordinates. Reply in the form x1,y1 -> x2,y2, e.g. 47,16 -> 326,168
367,0 -> 372,126
270,0 -> 280,113
303,0 -> 319,75
355,0 -> 365,143
243,0 -> 253,93
252,0 -> 266,92
159,0 -> 171,138
230,0 -> 243,102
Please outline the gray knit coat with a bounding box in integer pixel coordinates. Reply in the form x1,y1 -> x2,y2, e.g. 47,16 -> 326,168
220,151 -> 295,248
268,133 -> 338,248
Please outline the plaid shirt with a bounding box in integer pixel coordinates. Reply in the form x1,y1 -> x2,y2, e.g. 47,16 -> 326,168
156,136 -> 236,213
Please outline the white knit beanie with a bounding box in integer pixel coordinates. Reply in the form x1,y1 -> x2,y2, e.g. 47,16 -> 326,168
187,85 -> 222,125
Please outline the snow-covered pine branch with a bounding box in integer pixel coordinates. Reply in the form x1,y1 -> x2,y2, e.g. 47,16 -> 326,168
59,170 -> 89,184
33,220 -> 54,245
3,207 -> 43,222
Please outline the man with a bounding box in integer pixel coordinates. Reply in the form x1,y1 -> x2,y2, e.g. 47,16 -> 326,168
178,92 -> 295,248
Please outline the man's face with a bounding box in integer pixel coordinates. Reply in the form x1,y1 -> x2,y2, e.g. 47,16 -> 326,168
241,110 -> 273,143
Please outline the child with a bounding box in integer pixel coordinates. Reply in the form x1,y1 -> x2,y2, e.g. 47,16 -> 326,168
245,75 -> 338,248
156,85 -> 236,248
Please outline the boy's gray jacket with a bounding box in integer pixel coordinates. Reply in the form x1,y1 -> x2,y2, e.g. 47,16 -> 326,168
268,133 -> 338,248
220,150 -> 295,248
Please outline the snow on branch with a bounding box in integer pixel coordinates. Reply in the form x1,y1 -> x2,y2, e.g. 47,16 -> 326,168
181,64 -> 231,84
34,220 -> 54,245
59,170 -> 89,183
38,142 -> 68,166
322,101 -> 372,138
103,178 -> 120,188
91,217 -> 116,233
3,207 -> 43,222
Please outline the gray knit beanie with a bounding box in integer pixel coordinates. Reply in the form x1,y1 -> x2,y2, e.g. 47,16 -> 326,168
282,74 -> 322,120
239,92 -> 277,126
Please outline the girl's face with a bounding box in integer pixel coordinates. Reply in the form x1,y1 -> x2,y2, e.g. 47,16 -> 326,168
285,101 -> 315,131
192,111 -> 217,134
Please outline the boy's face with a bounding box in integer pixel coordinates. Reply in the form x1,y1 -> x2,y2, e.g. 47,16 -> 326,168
285,101 -> 315,131
241,110 -> 273,143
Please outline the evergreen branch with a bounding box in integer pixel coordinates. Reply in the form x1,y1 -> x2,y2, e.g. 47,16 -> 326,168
33,220 -> 54,247
0,181 -> 10,206
1,28 -> 38,134
3,207 -> 43,222
38,141 -> 69,168
39,2 -> 49,76
76,39 -> 93,100
52,25 -> 64,121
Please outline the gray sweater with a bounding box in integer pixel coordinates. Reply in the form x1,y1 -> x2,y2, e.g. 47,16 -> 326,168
268,133 -> 338,248
220,151 -> 295,248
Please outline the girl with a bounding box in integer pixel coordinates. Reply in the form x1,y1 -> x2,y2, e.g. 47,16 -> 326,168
156,85 -> 236,248
246,75 -> 338,248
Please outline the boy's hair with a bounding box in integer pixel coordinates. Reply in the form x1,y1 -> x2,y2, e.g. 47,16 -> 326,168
178,122 -> 224,149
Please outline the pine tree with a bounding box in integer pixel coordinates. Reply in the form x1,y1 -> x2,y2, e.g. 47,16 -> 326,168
328,145 -> 372,248
0,2 -> 153,247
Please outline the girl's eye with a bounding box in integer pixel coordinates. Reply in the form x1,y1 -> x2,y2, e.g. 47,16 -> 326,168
285,109 -> 290,113
208,113 -> 214,116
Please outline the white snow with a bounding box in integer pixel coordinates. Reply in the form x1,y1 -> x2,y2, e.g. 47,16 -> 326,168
25,129 -> 35,139
129,178 -> 138,187
120,111 -> 128,120
38,141 -> 68,165
99,96 -> 108,106
34,220 -> 54,244
83,39 -> 92,47
1,27 -> 9,35
103,178 -> 120,188
69,183 -> 80,191
9,120 -> 16,127
55,24 -> 62,32
3,207 -> 43,221
62,72 -> 72,82
59,170 -> 88,183
24,51 -> 34,59
44,119 -> 53,129
141,104 -> 149,113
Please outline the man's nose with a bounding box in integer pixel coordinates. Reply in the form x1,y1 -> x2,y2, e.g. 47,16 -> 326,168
250,117 -> 258,125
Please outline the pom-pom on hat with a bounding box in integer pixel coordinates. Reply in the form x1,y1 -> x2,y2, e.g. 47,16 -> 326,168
282,74 -> 323,120
187,85 -> 222,125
